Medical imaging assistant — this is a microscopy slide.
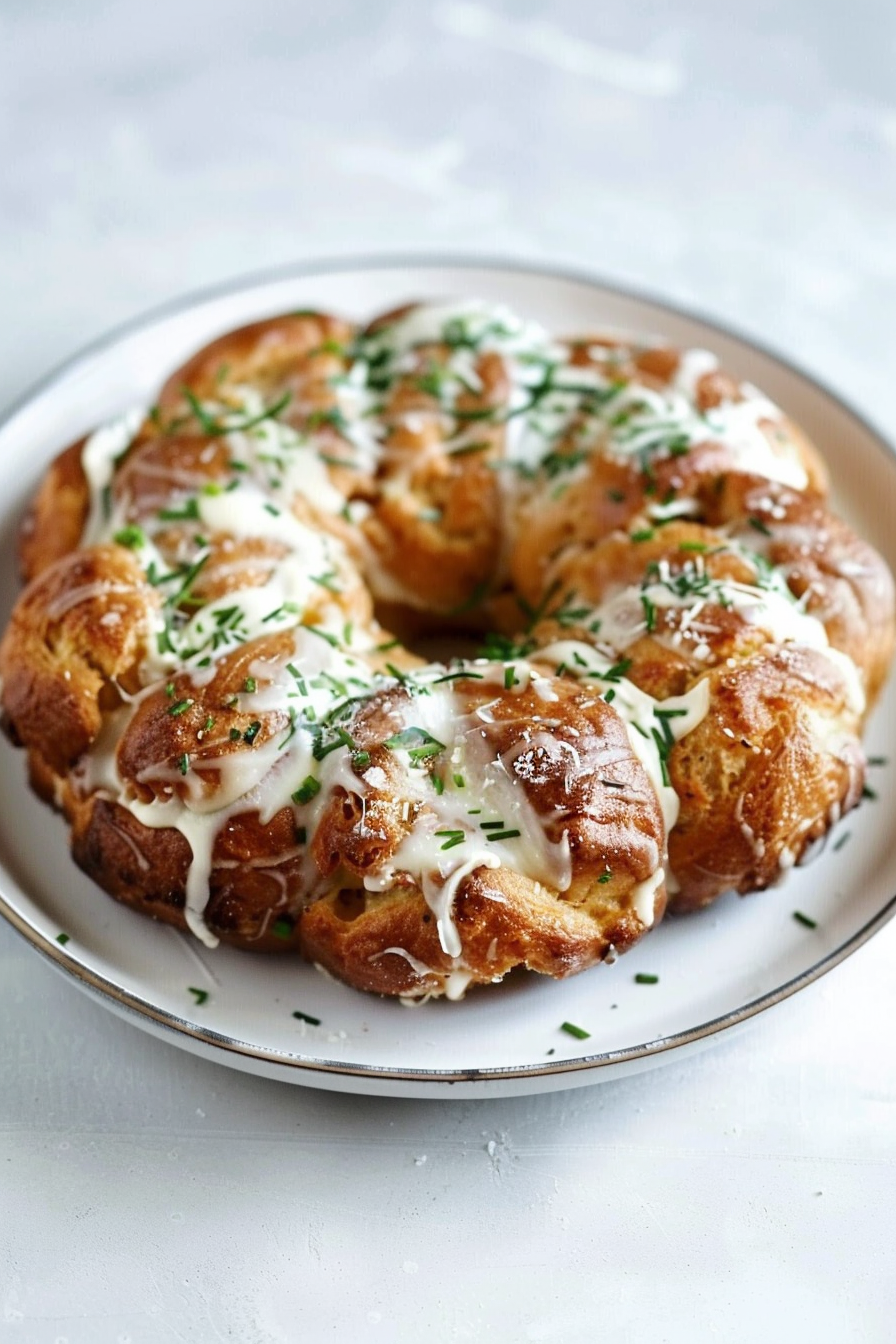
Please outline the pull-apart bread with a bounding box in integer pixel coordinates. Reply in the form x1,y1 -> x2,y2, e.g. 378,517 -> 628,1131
2,300 -> 892,999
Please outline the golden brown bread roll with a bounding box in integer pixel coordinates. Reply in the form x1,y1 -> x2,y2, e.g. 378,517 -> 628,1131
1,297 -> 891,999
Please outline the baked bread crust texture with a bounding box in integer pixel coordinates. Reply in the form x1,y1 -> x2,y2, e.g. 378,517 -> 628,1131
3,299 -> 891,999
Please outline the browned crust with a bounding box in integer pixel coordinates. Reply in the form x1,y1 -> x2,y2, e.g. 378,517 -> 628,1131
0,546 -> 159,774
697,472 -> 896,708
68,794 -> 305,952
668,646 -> 865,910
19,438 -> 90,584
2,302 -> 892,995
301,867 -> 652,998
510,336 -> 829,606
156,311 -> 357,421
64,667 -> 667,980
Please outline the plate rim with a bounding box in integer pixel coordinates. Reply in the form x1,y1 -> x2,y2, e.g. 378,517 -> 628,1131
1,250 -> 895,1088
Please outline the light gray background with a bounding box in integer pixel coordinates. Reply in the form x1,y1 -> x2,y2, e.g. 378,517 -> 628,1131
2,3 -> 895,1340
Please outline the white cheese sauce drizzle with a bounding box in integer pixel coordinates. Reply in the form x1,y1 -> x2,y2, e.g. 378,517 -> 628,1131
71,298 -> 847,963
577,549 -> 866,717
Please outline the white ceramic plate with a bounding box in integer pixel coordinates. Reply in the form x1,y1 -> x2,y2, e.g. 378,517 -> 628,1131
1,257 -> 894,1099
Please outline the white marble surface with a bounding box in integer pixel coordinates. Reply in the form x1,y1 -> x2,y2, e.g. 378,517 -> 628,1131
2,1 -> 896,1339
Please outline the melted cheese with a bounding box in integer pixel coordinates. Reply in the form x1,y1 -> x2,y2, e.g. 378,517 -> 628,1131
80,408 -> 145,545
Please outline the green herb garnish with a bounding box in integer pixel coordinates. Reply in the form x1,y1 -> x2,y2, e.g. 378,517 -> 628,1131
293,776 -> 321,805
435,829 -> 465,851
113,524 -> 146,549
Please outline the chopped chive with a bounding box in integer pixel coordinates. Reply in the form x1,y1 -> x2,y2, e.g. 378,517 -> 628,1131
202,715 -> 215,733
630,528 -> 655,543
305,626 -> 339,648
113,524 -> 146,549
654,745 -> 671,787
243,721 -> 262,745
165,682 -> 175,698
749,517 -> 772,536
435,829 -> 465,851
156,627 -> 176,656
271,918 -> 294,940
307,405 -> 349,433
793,911 -> 817,929
448,439 -> 491,458
312,726 -> 356,761
432,775 -> 445,795
292,1009 -> 322,1025
158,498 -> 201,522
453,773 -> 465,789
431,670 -> 484,684
293,776 -> 321,805
833,831 -> 851,851
862,784 -> 878,801
310,571 -> 342,593
634,973 -> 659,985
278,707 -> 298,749
188,987 -> 209,1005
167,698 -> 193,717
383,727 -> 445,761
561,1021 -> 590,1040
55,932 -> 70,946
448,579 -> 491,616
598,871 -> 612,884
408,743 -> 444,763
485,829 -> 521,842
503,665 -> 517,689
229,727 -> 241,742
868,755 -> 888,767
599,658 -> 632,683
177,753 -> 190,775
244,677 -> 257,693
